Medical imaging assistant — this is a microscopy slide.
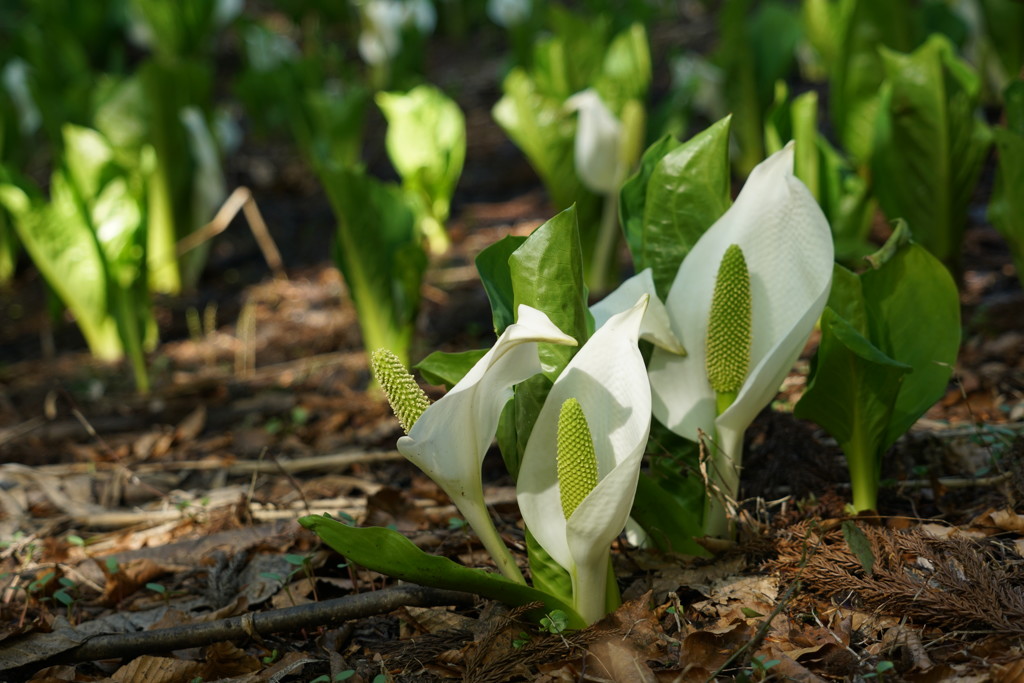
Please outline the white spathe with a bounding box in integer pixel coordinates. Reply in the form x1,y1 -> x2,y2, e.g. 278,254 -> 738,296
566,89 -> 625,195
590,268 -> 685,355
397,305 -> 576,582
648,142 -> 834,462
517,295 -> 651,624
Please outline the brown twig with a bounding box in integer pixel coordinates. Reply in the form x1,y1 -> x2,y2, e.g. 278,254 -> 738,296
176,186 -> 287,281
3,585 -> 474,674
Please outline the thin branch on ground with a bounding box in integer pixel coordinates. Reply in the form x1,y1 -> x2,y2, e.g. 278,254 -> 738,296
39,585 -> 475,668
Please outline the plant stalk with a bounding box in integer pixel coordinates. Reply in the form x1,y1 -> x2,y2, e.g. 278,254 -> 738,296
702,426 -> 742,540
451,490 -> 526,585
588,190 -> 620,293
844,430 -> 879,512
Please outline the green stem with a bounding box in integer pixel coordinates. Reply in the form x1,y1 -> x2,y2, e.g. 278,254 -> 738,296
571,548 -> 610,625
587,190 -> 620,294
844,430 -> 880,512
420,213 -> 450,255
451,490 -> 526,585
112,285 -> 150,395
147,163 -> 181,295
702,427 -> 742,540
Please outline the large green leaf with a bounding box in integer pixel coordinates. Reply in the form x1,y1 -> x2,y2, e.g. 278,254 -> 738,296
0,174 -> 120,360
0,123 -> 152,392
300,516 -> 584,628
860,241 -> 961,447
321,165 -> 426,367
594,23 -> 651,112
872,35 -> 992,270
138,58 -> 217,294
475,235 -> 527,335
796,228 -> 960,511
821,0 -> 917,163
493,69 -> 581,211
509,207 -> 589,380
621,116 -> 732,299
795,307 -> 911,511
797,307 -> 911,449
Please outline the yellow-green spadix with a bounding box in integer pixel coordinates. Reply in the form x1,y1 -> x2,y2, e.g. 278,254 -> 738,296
394,305 -> 576,583
647,142 -> 834,538
705,243 -> 752,413
517,295 -> 651,624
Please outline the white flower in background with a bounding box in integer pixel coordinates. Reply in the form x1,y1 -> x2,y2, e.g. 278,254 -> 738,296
2,59 -> 40,135
358,0 -> 406,66
647,142 -> 834,538
517,295 -> 651,624
487,0 -> 531,27
374,305 -> 576,583
358,0 -> 435,67
566,89 -> 625,195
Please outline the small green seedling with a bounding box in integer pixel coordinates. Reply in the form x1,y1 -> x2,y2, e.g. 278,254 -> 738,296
864,660 -> 895,680
539,610 -> 570,635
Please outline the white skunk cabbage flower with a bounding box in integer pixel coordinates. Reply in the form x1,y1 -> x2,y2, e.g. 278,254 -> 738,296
517,295 -> 651,624
590,268 -> 685,355
648,142 -> 833,537
358,0 -> 406,66
566,89 -> 625,195
381,306 -> 576,583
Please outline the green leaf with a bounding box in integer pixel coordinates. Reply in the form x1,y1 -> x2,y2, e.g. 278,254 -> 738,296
321,165 -> 426,367
0,125 -> 152,365
817,135 -> 875,262
493,69 -> 581,211
860,241 -> 961,447
414,349 -> 488,389
872,35 -> 992,269
593,23 -> 651,112
825,263 -> 869,337
818,0 -> 916,164
300,516 -> 584,628
764,83 -> 819,199
377,85 -> 465,253
509,206 -> 589,380
630,472 -> 709,557
294,84 -> 370,171
138,58 -> 218,294
524,527 -> 572,606
476,235 -> 527,335
621,116 -> 732,299
795,307 -> 911,511
799,228 -> 960,512
841,520 -> 875,576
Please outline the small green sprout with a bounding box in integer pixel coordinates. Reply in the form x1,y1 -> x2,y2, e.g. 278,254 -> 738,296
539,610 -> 570,635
